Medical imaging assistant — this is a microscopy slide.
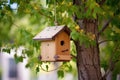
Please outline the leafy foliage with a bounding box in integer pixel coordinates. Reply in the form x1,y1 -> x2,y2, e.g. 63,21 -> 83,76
1,0 -> 120,79
57,70 -> 64,78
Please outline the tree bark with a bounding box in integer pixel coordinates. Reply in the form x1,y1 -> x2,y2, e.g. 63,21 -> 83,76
74,19 -> 102,80
73,0 -> 103,79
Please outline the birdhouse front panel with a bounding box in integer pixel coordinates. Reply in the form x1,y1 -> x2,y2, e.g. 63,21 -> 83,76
55,31 -> 70,54
55,31 -> 71,61
40,40 -> 56,61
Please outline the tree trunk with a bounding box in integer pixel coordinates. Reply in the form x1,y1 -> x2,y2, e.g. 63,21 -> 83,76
75,19 -> 102,80
73,0 -> 102,79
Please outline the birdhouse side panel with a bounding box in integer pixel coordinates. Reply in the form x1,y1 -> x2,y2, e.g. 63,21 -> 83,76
41,41 -> 56,61
55,31 -> 70,55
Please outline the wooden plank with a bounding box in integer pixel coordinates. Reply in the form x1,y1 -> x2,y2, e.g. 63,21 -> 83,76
55,31 -> 70,55
55,54 -> 72,61
40,41 -> 56,61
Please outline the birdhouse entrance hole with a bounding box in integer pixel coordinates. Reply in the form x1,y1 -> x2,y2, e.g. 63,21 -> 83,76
60,40 -> 64,46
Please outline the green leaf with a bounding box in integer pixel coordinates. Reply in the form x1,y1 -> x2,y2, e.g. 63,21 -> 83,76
46,65 -> 49,71
68,64 -> 72,72
19,56 -> 23,62
93,12 -> 97,19
25,49 -> 33,57
2,48 -> 10,53
36,66 -> 40,74
14,54 -> 23,63
57,70 -> 64,78
25,63 -> 30,68
71,30 -> 79,41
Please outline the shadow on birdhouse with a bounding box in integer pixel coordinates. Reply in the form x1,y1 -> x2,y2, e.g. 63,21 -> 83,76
33,25 -> 72,61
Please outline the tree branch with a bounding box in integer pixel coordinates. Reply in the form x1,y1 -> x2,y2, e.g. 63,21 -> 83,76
38,10 -> 53,20
102,42 -> 120,78
98,0 -> 106,5
73,0 -> 81,5
114,59 -> 120,64
98,19 -> 111,36
99,40 -> 115,44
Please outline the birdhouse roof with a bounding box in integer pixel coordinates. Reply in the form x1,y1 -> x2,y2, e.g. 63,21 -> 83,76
33,25 -> 71,41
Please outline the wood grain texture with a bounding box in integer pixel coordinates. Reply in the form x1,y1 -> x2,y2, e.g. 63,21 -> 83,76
41,41 -> 56,61
55,31 -> 70,55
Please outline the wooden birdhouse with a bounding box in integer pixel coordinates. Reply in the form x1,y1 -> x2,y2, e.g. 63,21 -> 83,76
33,25 -> 71,61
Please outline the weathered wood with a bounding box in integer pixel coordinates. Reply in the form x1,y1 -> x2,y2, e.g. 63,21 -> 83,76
33,25 -> 70,41
41,41 -> 56,61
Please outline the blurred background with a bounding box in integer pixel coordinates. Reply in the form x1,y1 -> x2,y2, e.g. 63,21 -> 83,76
0,48 -> 77,80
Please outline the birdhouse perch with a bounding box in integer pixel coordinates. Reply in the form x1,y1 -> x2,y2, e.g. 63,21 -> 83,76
33,25 -> 72,61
